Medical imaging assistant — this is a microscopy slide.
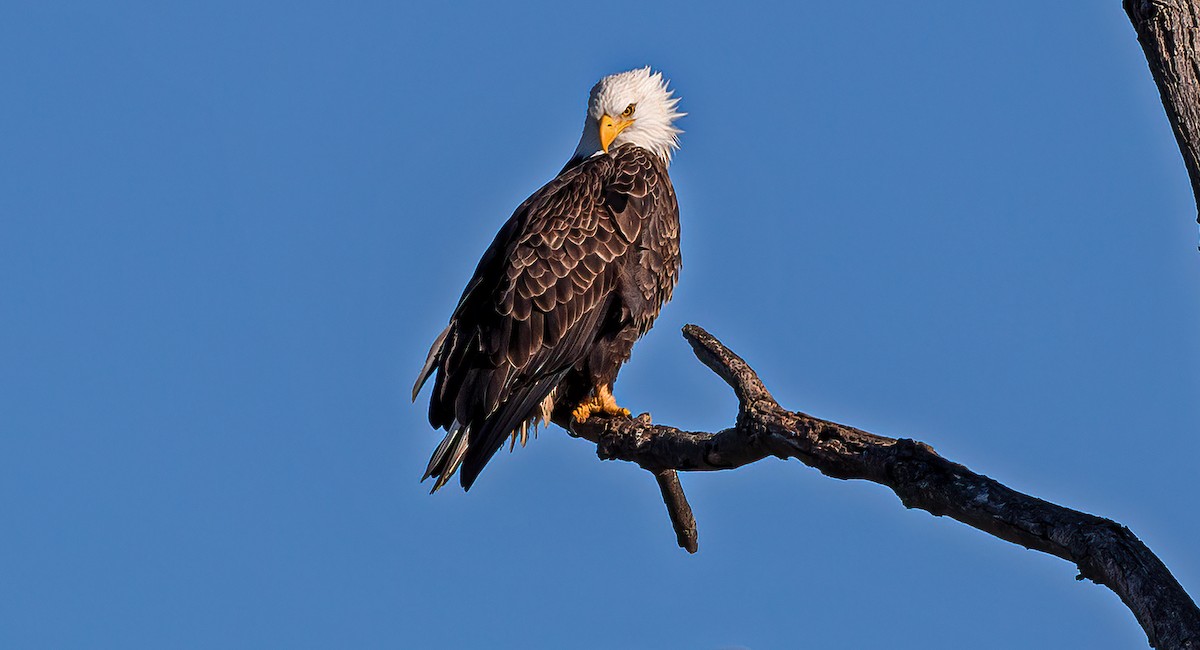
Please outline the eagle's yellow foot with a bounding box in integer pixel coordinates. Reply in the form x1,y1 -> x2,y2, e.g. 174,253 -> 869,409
571,384 -> 631,421
571,401 -> 597,422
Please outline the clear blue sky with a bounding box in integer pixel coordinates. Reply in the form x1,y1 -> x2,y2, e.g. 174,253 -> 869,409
2,2 -> 1197,648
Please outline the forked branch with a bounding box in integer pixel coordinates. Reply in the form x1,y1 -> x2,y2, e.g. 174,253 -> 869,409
560,325 -> 1200,650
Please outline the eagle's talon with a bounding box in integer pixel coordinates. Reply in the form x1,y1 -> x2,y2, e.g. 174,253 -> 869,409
572,385 -> 631,421
572,403 -> 595,422
602,405 -> 631,418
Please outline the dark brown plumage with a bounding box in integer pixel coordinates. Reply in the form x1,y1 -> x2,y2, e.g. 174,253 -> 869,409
413,143 -> 681,491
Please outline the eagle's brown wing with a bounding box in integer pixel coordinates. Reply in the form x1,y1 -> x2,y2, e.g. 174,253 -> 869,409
415,150 -> 649,491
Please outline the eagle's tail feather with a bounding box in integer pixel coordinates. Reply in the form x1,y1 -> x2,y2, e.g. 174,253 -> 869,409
458,373 -> 566,491
422,372 -> 563,493
423,422 -> 469,493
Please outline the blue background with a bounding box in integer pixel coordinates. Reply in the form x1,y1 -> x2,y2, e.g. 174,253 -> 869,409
3,2 -> 1197,648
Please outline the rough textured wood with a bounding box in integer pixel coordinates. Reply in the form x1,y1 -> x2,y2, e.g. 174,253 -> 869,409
564,325 -> 1200,650
1126,0 -> 1200,224
653,468 -> 697,553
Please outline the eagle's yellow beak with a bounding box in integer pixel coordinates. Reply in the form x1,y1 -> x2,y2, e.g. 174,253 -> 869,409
599,114 -> 634,153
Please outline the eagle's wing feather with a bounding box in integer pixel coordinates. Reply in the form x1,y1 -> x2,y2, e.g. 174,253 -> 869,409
420,155 -> 637,490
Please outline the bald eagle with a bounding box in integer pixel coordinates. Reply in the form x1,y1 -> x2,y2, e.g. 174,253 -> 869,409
413,68 -> 685,492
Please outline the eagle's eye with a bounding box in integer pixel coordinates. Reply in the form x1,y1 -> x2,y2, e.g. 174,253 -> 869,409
621,103 -> 636,118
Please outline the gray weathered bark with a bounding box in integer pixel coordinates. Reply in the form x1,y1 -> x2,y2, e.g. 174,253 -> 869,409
561,325 -> 1200,650
1125,0 -> 1200,225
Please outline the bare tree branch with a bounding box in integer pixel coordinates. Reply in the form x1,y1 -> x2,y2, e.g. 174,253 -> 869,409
562,325 -> 1200,650
1125,0 -> 1200,226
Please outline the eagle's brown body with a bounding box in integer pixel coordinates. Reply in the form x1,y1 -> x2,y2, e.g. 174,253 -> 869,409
414,144 -> 681,491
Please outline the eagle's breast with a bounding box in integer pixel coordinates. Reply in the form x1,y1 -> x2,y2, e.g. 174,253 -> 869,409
605,146 -> 680,334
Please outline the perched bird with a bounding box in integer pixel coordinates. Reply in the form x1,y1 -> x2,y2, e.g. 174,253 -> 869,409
413,67 -> 685,492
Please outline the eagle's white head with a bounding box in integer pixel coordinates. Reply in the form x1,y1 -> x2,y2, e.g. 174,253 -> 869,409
572,67 -> 684,165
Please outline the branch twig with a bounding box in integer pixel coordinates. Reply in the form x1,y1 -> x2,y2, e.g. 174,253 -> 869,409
557,411 -> 700,553
653,469 -> 697,553
565,324 -> 1200,650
